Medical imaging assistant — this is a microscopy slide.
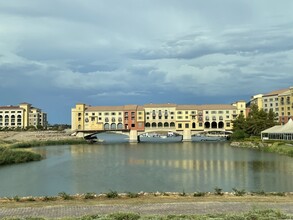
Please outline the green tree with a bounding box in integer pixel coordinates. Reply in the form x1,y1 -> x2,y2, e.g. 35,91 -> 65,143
232,104 -> 277,139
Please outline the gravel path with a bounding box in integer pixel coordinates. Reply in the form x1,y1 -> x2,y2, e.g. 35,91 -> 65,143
1,202 -> 293,218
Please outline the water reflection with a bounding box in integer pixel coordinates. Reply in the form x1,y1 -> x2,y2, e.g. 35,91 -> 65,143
0,142 -> 292,197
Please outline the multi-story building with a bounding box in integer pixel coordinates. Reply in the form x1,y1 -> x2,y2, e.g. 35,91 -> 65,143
71,101 -> 246,132
250,86 -> 293,124
278,87 -> 293,124
0,102 -> 47,129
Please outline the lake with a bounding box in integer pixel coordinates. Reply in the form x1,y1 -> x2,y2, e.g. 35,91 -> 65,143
0,139 -> 292,197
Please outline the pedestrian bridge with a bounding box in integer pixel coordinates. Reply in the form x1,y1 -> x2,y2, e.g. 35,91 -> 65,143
73,128 -> 230,143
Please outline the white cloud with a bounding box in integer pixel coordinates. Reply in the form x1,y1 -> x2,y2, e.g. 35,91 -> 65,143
0,0 -> 293,122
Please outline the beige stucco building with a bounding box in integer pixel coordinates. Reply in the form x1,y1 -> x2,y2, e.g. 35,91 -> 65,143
71,101 -> 247,133
0,102 -> 47,129
250,86 -> 293,124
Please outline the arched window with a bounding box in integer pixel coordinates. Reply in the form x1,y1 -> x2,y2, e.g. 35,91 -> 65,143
211,122 -> 217,129
170,122 -> 175,127
151,122 -> 156,128
164,122 -> 169,127
158,122 -> 163,127
204,122 -> 210,129
145,122 -> 150,127
218,121 -> 224,129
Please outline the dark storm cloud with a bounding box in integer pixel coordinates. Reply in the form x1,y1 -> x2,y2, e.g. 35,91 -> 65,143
0,0 -> 293,123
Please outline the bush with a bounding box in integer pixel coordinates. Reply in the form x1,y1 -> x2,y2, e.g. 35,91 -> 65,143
58,192 -> 73,200
126,192 -> 139,198
214,187 -> 224,196
232,187 -> 246,196
108,212 -> 140,220
106,190 -> 119,199
193,192 -> 207,197
84,192 -> 96,199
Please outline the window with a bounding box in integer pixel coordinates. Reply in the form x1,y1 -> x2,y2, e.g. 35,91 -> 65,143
185,123 -> 189,128
185,116 -> 188,119
138,112 -> 142,115
152,116 -> 156,119
185,111 -> 188,114
131,124 -> 135,127
199,123 -> 203,127
177,116 -> 182,119
92,113 -> 95,116
111,112 -> 116,115
205,111 -> 209,114
264,99 -> 268,102
104,112 -> 109,116
226,122 -> 230,127
211,111 -> 216,114
178,123 -> 182,128
218,111 -> 223,114
177,111 -> 182,114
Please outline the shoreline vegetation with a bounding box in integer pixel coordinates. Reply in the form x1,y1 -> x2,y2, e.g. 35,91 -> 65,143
230,139 -> 293,157
1,191 -> 292,219
0,130 -> 87,165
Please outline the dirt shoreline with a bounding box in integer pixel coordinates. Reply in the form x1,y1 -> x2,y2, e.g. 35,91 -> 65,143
0,130 -> 78,143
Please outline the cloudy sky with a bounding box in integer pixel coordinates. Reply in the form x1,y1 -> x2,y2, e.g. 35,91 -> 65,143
1,0 -> 293,124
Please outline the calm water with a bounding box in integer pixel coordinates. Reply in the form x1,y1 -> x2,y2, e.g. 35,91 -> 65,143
0,140 -> 292,197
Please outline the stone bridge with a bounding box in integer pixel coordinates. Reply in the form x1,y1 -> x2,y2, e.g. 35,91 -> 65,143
74,128 -> 230,143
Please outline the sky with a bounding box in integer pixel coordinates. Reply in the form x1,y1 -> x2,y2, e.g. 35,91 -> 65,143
0,0 -> 293,124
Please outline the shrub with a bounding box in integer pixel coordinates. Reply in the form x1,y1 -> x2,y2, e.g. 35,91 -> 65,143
126,192 -> 139,198
106,190 -> 119,199
108,212 -> 140,220
179,190 -> 186,196
193,192 -> 207,197
232,187 -> 246,196
214,187 -> 224,196
251,190 -> 267,196
42,196 -> 57,201
13,195 -> 20,202
58,192 -> 73,200
84,192 -> 96,199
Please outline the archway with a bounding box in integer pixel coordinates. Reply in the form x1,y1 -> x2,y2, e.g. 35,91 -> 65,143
104,123 -> 110,130
204,122 -> 210,129
218,121 -> 224,129
110,123 -> 116,130
170,122 -> 175,127
117,123 -> 123,129
145,122 -> 150,128
158,122 -> 163,127
211,122 -> 217,129
164,122 -> 169,127
151,122 -> 156,128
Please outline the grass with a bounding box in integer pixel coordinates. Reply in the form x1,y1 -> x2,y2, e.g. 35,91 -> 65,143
10,139 -> 87,149
0,209 -> 291,219
230,140 -> 293,157
0,147 -> 42,165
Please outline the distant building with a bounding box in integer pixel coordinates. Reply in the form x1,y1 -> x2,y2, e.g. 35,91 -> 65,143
0,102 -> 47,129
71,101 -> 247,132
250,86 -> 293,124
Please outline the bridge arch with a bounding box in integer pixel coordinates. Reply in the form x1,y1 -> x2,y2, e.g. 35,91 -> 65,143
117,123 -> 123,129
111,123 -> 116,130
104,123 -> 110,130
